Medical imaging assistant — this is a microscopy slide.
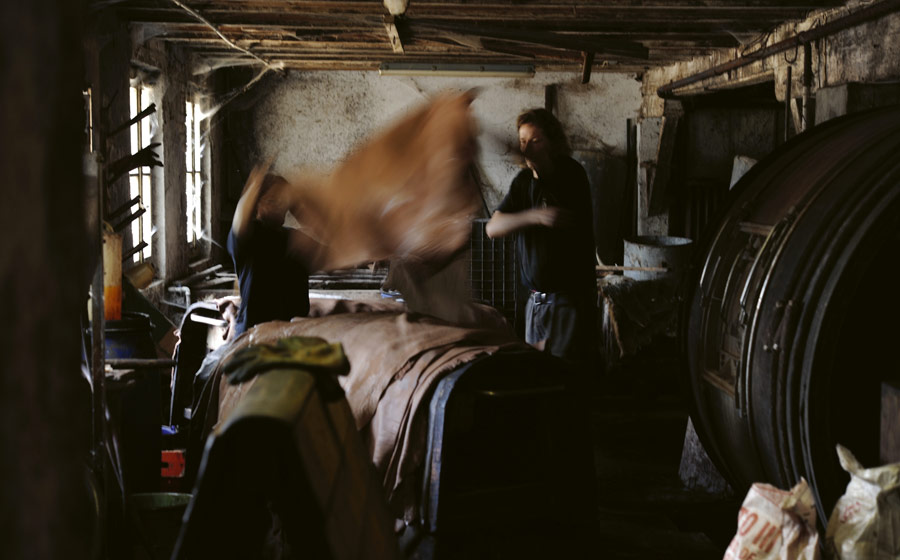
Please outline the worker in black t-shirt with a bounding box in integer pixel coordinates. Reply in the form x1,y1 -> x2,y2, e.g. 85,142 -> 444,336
486,108 -> 597,362
227,164 -> 310,336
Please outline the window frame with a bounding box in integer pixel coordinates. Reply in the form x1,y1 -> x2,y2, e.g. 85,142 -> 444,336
129,82 -> 155,263
185,99 -> 204,249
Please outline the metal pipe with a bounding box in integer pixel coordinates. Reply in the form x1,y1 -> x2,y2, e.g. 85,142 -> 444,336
803,42 -> 814,131
161,299 -> 188,310
189,314 -> 228,328
581,51 -> 595,85
657,0 -> 900,98
169,285 -> 192,309
107,358 -> 177,369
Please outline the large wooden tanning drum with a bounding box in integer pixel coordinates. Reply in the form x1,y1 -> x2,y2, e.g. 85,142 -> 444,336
684,105 -> 900,524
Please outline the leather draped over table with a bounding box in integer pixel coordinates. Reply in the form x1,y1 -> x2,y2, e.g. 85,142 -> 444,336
190,298 -> 524,525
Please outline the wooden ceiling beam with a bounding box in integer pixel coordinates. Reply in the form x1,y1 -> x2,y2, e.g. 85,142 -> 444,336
118,0 -> 843,72
184,42 -> 681,64
389,0 -> 841,6
172,41 -> 475,56
132,0 -> 837,8
383,14 -> 405,53
405,7 -> 823,22
119,4 -> 827,25
163,35 -> 390,47
158,24 -> 744,48
150,35 -> 723,67
120,1 -> 838,15
413,21 -> 649,59
136,20 -> 783,39
198,57 -> 651,74
581,51 -> 595,84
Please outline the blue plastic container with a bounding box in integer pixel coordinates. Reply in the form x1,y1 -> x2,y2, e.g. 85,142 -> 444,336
104,312 -> 156,359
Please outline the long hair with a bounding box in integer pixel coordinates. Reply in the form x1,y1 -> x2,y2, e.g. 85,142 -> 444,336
516,108 -> 571,156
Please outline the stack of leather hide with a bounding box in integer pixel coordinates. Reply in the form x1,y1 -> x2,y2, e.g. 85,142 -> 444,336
191,298 -> 524,527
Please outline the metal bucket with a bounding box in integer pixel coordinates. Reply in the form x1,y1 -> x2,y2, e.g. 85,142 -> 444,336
623,236 -> 693,283
103,311 -> 162,493
104,312 -> 155,359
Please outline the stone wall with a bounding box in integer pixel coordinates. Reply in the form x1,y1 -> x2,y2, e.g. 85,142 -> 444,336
642,2 -> 900,118
636,1 -> 900,237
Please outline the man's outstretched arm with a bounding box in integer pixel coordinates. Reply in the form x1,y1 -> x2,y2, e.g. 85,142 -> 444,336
485,208 -> 565,238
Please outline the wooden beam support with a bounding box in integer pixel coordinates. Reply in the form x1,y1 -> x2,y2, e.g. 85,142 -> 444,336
3,1 -> 92,556
790,97 -> 803,135
882,382 -> 900,465
118,0 -> 851,71
417,21 -> 648,60
383,14 -> 405,53
120,3 -> 842,24
125,18 -> 797,38
648,100 -> 684,215
581,51 -> 594,84
545,84 -> 557,113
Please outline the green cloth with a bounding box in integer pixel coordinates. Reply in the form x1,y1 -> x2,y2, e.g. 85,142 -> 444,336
222,336 -> 350,397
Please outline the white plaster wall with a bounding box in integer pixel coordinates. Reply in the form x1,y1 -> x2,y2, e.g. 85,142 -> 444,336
251,70 -> 641,210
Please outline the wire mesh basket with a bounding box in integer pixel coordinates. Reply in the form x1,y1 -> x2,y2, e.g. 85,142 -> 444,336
469,219 -> 518,326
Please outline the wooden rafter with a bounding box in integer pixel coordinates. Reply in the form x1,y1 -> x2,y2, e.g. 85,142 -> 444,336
112,0 -> 848,72
383,14 -> 405,53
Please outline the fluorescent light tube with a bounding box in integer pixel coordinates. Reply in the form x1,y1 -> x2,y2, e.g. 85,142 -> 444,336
379,63 -> 535,78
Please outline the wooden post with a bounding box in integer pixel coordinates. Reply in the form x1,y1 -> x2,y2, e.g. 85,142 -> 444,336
882,382 -> 900,465
544,84 -> 557,115
581,51 -> 595,85
648,100 -> 683,215
0,2 -> 92,558
384,14 -> 405,54
162,43 -> 192,281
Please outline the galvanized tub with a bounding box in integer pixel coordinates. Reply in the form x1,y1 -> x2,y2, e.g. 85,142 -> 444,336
623,236 -> 693,283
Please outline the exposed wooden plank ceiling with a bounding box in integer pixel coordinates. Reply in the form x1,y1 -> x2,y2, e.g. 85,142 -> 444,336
110,0 -> 847,74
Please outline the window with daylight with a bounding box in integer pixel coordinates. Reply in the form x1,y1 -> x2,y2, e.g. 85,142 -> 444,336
83,88 -> 93,153
130,85 -> 153,262
186,101 -> 203,243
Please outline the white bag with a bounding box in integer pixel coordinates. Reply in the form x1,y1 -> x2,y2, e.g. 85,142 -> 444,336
825,444 -> 900,560
724,478 -> 820,560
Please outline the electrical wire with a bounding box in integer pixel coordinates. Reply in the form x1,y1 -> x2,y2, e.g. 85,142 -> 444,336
168,0 -> 282,73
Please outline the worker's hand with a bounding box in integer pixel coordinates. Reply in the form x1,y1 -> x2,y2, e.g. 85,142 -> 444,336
231,160 -> 276,238
222,336 -> 350,389
532,207 -> 573,229
216,297 -> 240,342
